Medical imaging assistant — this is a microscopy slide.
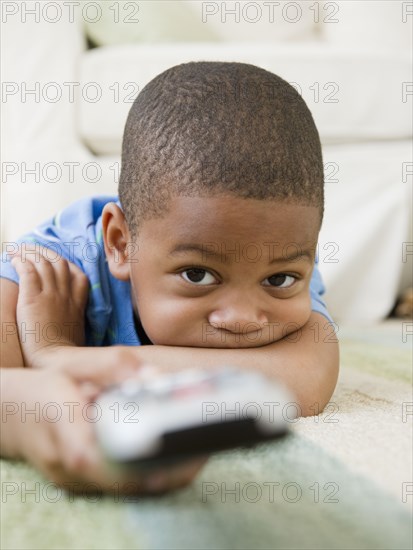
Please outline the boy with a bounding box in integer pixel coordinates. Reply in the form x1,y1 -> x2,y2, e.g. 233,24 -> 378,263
1,62 -> 339,493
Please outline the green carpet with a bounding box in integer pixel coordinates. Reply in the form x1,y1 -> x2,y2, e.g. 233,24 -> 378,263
2,320 -> 412,550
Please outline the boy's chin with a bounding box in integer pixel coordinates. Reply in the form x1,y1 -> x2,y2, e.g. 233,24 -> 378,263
151,315 -> 310,349
158,337 -> 283,349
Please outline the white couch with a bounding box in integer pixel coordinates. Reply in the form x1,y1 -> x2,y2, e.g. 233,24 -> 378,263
2,0 -> 412,323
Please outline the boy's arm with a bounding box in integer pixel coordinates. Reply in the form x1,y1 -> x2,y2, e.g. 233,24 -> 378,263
8,253 -> 339,417
1,365 -> 207,493
1,279 -> 25,368
35,312 -> 338,418
136,312 -> 339,417
1,278 -> 206,493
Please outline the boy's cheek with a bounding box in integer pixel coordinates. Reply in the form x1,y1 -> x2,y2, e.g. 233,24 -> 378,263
138,300 -> 312,349
262,294 -> 312,342
285,295 -> 313,333
136,296 -> 189,345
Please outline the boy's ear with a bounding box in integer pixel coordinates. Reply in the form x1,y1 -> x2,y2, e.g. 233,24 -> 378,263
101,202 -> 132,281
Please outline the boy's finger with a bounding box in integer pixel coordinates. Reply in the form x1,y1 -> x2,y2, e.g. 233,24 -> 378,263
58,349 -> 144,387
11,256 -> 42,296
52,396 -> 102,481
11,245 -> 58,293
51,255 -> 71,296
68,262 -> 89,305
50,374 -> 207,493
143,456 -> 208,494
30,254 -> 58,293
52,397 -> 137,490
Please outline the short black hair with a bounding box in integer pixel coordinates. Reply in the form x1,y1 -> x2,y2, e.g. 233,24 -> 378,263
119,61 -> 324,239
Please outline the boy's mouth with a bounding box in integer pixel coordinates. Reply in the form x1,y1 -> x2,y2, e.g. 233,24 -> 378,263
201,324 -> 280,349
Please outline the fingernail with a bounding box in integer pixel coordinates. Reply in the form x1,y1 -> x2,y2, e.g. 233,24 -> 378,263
144,472 -> 166,493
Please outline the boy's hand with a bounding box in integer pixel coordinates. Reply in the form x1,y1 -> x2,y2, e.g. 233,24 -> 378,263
11,248 -> 89,368
9,248 -> 152,376
9,247 -> 156,382
2,364 -> 207,495
5,249 -> 207,494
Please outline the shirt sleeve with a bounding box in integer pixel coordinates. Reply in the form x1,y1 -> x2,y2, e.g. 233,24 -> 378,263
0,195 -> 121,347
309,256 -> 334,325
0,195 -> 116,284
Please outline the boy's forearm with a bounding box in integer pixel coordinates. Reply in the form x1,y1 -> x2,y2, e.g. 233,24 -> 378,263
1,368 -> 26,458
138,312 -> 339,417
20,312 -> 339,418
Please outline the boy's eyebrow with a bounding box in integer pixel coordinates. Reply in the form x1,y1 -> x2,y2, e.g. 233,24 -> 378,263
269,249 -> 314,264
169,244 -> 222,260
168,244 -> 314,263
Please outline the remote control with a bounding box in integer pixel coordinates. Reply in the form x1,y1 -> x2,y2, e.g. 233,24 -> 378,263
95,366 -> 296,468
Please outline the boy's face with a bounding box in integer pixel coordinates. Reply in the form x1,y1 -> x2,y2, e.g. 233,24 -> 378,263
104,195 -> 321,348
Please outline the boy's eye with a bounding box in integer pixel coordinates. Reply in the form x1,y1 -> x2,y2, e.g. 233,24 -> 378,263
264,274 -> 296,288
181,268 -> 216,285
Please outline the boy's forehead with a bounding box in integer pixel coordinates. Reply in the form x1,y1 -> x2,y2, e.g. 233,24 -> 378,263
138,195 -> 320,253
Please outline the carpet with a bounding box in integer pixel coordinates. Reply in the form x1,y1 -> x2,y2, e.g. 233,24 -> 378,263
1,320 -> 412,550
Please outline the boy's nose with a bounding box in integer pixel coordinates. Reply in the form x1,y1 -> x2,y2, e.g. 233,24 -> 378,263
208,297 -> 269,334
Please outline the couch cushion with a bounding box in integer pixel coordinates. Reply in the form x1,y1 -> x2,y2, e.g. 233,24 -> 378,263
78,43 -> 412,155
83,0 -> 316,46
319,140 -> 411,322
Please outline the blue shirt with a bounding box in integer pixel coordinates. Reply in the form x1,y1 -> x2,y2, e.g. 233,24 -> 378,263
1,195 -> 333,346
